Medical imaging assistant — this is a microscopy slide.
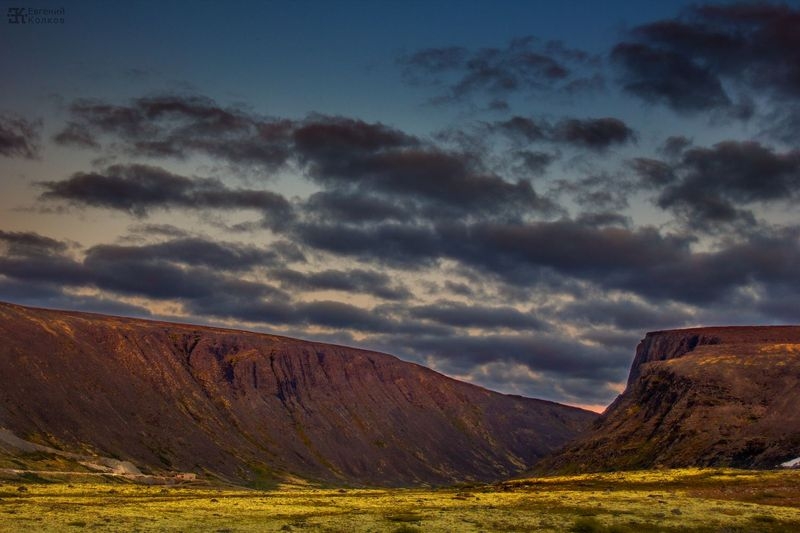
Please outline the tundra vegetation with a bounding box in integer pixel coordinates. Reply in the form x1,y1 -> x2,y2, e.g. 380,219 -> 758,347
1,468 -> 799,532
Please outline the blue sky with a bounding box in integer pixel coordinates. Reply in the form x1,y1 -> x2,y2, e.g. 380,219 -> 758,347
2,0 -> 800,410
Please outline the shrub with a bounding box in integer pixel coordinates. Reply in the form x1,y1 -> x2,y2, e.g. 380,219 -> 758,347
571,516 -> 604,533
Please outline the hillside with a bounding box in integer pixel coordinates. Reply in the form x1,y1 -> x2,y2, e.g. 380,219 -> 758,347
542,326 -> 800,473
0,301 -> 595,486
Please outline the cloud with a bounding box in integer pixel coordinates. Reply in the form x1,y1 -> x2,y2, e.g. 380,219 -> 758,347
409,300 -> 546,330
396,332 -> 631,382
492,116 -> 636,151
304,190 -> 411,224
611,2 -> 800,122
629,157 -> 677,188
398,36 -> 603,105
512,150 -> 557,177
611,42 -> 731,113
290,215 -> 783,306
659,135 -> 693,158
295,116 -> 558,219
0,115 -> 41,159
0,277 -> 153,318
54,95 -> 294,170
38,163 -> 292,226
83,247 -> 285,302
0,230 -> 68,256
89,238 -> 291,272
52,122 -> 99,148
653,141 -> 800,229
53,99 -> 560,223
270,267 -> 412,301
291,221 -> 442,268
554,297 -> 693,331
551,118 -> 635,150
574,212 -> 631,229
0,232 -> 421,335
0,232 -> 289,308
551,173 -> 634,211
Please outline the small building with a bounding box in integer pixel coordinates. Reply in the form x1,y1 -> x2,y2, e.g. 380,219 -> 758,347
175,472 -> 197,481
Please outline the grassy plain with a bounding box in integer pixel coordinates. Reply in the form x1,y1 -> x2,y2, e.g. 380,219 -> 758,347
0,468 -> 799,532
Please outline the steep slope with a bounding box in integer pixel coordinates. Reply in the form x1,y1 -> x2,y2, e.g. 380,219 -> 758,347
543,326 -> 800,473
0,301 -> 595,486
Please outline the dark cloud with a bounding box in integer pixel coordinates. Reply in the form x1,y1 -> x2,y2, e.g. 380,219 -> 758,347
304,190 -> 410,224
0,277 -> 153,318
81,246 -> 284,302
398,36 -> 603,105
270,267 -> 412,301
630,157 -> 677,188
292,221 -> 442,268
52,122 -> 99,148
38,164 -> 292,226
54,95 -> 293,170
655,141 -> 800,228
54,99 -> 559,223
296,116 -> 556,219
659,135 -> 693,158
393,331 -> 631,382
293,116 -> 418,163
443,280 -> 477,298
409,301 -> 546,330
513,150 -> 556,176
89,238 -> 288,272
289,217 -> 712,304
446,220 -> 692,294
492,116 -> 635,151
551,173 -> 633,211
574,212 -> 631,228
0,115 -> 41,159
0,233 -> 419,335
0,234 -> 86,287
612,43 -> 731,113
494,116 -> 546,142
293,300 -> 396,332
0,233 -> 287,308
0,230 -> 68,256
612,2 -> 800,121
126,223 -> 190,239
551,117 -> 635,150
555,298 -> 693,331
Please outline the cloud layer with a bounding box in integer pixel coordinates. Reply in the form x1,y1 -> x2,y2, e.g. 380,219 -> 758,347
3,2 -> 800,409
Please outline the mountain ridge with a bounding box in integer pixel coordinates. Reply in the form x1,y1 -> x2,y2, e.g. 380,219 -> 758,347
540,325 -> 800,473
0,301 -> 595,486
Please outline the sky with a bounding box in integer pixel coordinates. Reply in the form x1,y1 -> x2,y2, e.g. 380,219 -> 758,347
2,0 -> 800,411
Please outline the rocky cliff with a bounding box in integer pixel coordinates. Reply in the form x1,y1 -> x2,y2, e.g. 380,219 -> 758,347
0,301 -> 595,486
542,326 -> 800,473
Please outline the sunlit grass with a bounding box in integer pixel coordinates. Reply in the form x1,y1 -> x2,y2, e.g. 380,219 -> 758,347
1,468 -> 799,531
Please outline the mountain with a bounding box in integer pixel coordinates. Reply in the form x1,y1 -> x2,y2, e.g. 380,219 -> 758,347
541,326 -> 800,473
0,301 -> 595,486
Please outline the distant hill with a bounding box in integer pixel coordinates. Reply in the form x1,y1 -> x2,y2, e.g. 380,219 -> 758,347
0,301 -> 595,486
541,326 -> 800,473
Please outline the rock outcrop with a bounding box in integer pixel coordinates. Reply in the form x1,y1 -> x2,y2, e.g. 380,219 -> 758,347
0,301 -> 595,486
542,326 -> 800,473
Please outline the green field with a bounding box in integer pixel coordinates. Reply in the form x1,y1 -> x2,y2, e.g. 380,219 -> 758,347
1,469 -> 799,532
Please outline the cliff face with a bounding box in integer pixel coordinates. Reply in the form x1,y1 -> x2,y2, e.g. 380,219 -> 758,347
0,302 -> 595,486
542,326 -> 800,473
